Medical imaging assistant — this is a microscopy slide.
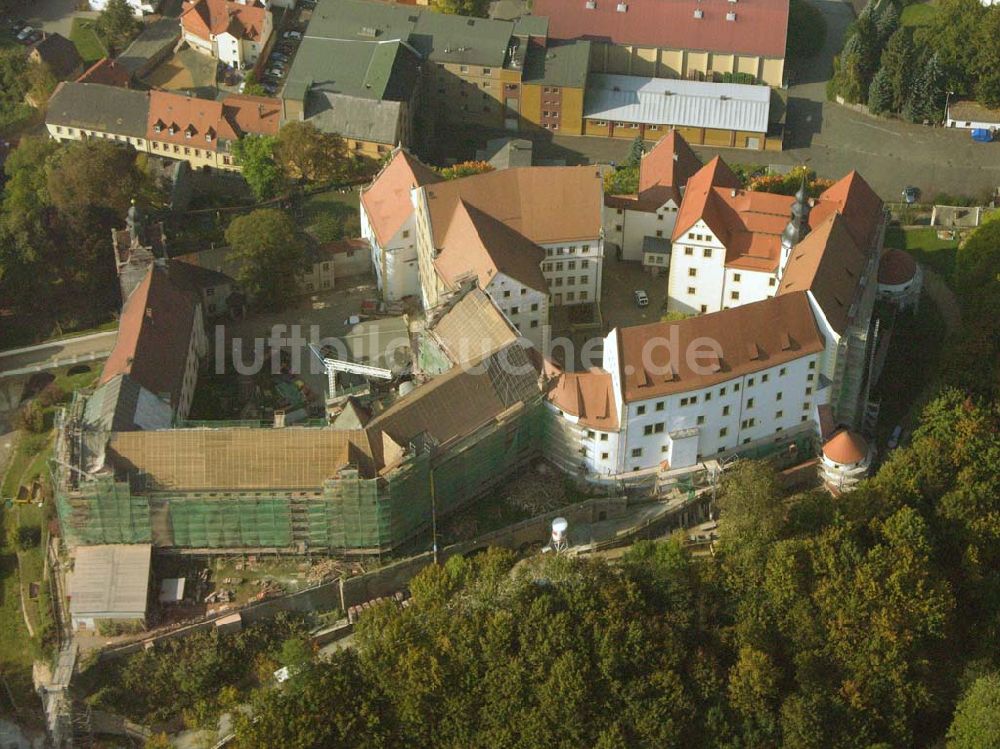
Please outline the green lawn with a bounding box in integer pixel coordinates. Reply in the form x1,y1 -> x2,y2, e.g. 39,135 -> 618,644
883,225 -> 959,280
0,503 -> 40,716
69,18 -> 107,65
901,1 -> 938,27
300,188 -> 361,242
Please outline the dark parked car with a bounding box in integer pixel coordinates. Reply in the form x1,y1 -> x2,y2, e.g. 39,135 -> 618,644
902,186 -> 920,204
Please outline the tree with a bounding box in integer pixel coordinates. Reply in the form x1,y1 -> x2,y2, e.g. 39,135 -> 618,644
26,62 -> 58,107
241,70 -> 267,97
45,139 -> 141,222
973,11 -> 1000,107
429,0 -> 488,17
867,67 -> 894,115
0,47 -> 31,131
95,0 -> 141,54
948,674 -> 1000,748
918,0 -> 985,96
624,135 -> 645,168
880,28 -> 916,113
904,51 -> 946,123
274,121 -> 350,183
224,208 -> 306,309
231,134 -> 283,201
437,160 -> 495,180
875,0 -> 899,45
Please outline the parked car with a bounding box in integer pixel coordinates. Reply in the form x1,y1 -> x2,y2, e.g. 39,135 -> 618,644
20,30 -> 41,45
902,185 -> 919,204
283,30 -> 302,40
267,68 -> 284,78
634,290 -> 649,307
270,54 -> 288,63
16,26 -> 34,41
971,128 -> 994,143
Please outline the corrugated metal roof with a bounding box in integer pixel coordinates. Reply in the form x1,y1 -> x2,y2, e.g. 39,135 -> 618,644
584,74 -> 770,133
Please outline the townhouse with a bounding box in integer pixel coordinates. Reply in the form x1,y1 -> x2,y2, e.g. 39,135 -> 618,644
45,82 -> 281,172
180,0 -> 273,70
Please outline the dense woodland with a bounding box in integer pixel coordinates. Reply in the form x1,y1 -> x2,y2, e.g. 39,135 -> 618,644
224,386 -> 998,748
831,0 -> 1000,119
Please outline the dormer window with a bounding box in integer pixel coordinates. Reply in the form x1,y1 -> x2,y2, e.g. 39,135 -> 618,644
205,129 -> 214,142
168,123 -> 177,135
153,119 -> 164,133
185,124 -> 196,139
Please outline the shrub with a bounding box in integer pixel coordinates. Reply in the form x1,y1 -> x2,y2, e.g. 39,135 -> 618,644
37,383 -> 65,408
16,525 -> 41,551
14,401 -> 46,433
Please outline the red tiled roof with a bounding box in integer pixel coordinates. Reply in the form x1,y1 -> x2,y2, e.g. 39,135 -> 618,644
77,58 -> 131,88
822,428 -> 869,465
424,166 -> 604,246
532,0 -> 790,59
878,248 -> 917,286
221,94 -> 281,137
778,213 -> 867,334
181,0 -> 268,42
434,200 -> 548,293
547,368 -> 619,430
638,131 -> 702,194
360,148 -> 442,247
317,238 -> 369,257
147,90 -> 228,151
100,265 -> 199,410
617,291 -> 825,402
811,171 -> 884,249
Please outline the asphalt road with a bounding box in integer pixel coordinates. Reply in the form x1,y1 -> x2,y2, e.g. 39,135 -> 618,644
537,0 -> 1000,202
0,330 -> 117,378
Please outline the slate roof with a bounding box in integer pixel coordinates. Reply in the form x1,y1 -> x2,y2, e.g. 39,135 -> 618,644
305,91 -> 402,145
118,18 -> 180,74
285,38 -> 421,103
31,33 -> 82,79
83,374 -> 174,433
46,82 -> 150,138
523,40 -> 591,89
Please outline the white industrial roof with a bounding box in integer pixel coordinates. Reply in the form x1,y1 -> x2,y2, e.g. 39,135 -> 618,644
69,544 -> 152,618
584,74 -> 771,133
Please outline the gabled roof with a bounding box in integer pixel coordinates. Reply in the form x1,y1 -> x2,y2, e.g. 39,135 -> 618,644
434,200 -> 548,294
109,427 -> 374,487
46,82 -> 150,138
639,131 -> 703,194
671,156 -> 743,242
100,264 -> 199,411
181,0 -> 269,42
616,291 -> 825,402
31,33 -> 82,79
547,368 -> 619,430
364,342 -> 541,471
810,171 -> 884,248
76,58 -> 131,88
147,90 -> 228,149
778,213 -> 867,335
428,286 -> 519,366
361,148 -> 442,246
83,374 -> 174,433
305,91 -> 403,146
533,0 -> 790,59
424,166 -> 604,246
222,94 -> 282,137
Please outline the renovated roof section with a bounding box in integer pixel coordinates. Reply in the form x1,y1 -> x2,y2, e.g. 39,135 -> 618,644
284,38 -> 421,103
83,374 -> 174,433
532,0 -> 790,59
424,166 -> 604,246
109,427 -> 374,488
361,148 -> 442,247
181,0 -> 269,42
777,213 -> 868,335
100,264 -> 199,410
46,82 -> 150,138
523,40 -> 591,89
364,342 -> 541,470
585,75 -> 771,133
548,368 -> 619,430
223,94 -> 282,136
616,291 -> 826,402
306,0 -> 518,68
147,90 -> 226,150
435,200 -> 549,293
428,286 -> 520,366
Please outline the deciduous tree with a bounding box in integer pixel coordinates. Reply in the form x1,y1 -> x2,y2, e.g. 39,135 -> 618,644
274,121 -> 350,183
231,134 -> 283,200
224,208 -> 306,309
95,0 -> 142,54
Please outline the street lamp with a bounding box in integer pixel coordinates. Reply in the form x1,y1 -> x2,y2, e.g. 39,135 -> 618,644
944,90 -> 955,126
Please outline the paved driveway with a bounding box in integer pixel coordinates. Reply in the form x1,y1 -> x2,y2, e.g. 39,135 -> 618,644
539,0 -> 1000,202
23,0 -> 95,37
